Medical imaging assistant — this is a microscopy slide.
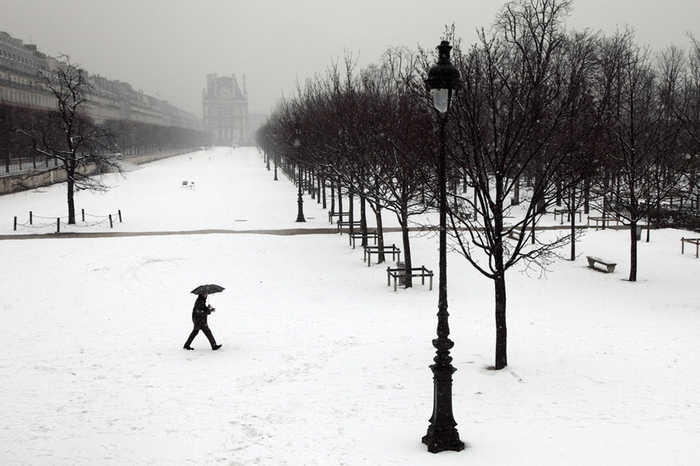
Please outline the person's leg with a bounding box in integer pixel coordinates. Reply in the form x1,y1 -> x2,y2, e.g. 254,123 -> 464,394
201,325 -> 220,349
184,326 -> 200,349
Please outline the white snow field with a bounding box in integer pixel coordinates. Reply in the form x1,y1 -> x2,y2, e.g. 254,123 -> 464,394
0,147 -> 699,465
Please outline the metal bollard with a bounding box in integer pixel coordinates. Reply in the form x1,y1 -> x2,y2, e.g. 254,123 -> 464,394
56,218 -> 60,233
13,216 -> 17,231
29,211 -> 33,225
109,214 -> 113,229
118,210 -> 122,223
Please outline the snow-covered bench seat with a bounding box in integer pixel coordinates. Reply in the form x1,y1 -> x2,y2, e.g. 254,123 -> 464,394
586,256 -> 616,273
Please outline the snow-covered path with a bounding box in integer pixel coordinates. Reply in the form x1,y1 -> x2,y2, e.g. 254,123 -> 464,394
1,147 -> 699,465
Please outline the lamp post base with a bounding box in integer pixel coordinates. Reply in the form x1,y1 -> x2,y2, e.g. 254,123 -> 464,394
422,357 -> 465,453
422,427 -> 465,453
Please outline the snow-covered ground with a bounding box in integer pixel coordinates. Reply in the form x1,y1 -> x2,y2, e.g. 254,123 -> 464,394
1,147 -> 699,465
0,146 -> 594,235
0,147 -> 377,234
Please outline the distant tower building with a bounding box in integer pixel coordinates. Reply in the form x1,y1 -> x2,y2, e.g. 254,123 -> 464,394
202,73 -> 249,145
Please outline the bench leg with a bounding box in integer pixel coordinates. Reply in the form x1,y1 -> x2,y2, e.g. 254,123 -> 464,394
394,276 -> 397,292
387,272 -> 390,287
429,276 -> 433,291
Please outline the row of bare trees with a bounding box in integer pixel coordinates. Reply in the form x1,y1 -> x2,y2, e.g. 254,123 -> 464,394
257,0 -> 700,369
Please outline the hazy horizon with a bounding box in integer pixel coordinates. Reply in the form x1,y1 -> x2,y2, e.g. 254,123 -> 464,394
1,0 -> 698,118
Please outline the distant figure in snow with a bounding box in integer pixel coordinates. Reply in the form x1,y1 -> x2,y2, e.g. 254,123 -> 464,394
183,293 -> 222,350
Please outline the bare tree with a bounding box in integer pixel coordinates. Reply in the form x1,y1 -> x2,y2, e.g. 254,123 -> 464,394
445,0 -> 584,369
20,58 -> 119,224
593,33 -> 691,281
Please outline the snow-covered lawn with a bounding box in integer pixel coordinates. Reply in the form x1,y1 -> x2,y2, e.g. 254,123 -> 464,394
0,147 -> 360,234
0,147 -> 698,465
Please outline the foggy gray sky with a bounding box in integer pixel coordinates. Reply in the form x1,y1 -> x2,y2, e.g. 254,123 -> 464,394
1,0 -> 699,117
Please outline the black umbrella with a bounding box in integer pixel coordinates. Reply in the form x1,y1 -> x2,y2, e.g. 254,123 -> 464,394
191,284 -> 225,295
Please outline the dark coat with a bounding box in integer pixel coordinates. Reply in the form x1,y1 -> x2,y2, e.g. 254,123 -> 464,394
192,295 -> 213,325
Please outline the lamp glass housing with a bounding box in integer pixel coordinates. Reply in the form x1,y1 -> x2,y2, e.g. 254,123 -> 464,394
431,88 -> 450,114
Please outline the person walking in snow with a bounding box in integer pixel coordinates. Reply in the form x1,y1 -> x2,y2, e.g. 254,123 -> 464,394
183,293 -> 222,350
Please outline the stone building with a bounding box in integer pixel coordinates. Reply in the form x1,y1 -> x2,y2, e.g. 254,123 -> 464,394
202,73 -> 248,145
0,30 -> 200,130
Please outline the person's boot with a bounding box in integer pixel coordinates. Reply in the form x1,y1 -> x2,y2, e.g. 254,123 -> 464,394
183,345 -> 194,350
212,344 -> 222,351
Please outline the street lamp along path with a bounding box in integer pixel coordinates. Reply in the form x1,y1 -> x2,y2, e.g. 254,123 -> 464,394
421,40 -> 465,454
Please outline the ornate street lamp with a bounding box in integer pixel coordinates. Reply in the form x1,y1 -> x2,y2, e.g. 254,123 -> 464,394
294,129 -> 305,222
422,40 -> 465,454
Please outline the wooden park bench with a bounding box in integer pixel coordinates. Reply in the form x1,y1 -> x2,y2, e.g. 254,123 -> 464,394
363,244 -> 401,266
349,230 -> 378,249
387,264 -> 434,291
337,220 -> 363,234
328,211 -> 350,224
681,237 -> 700,258
181,180 -> 195,189
586,256 -> 617,273
553,208 -> 582,224
587,216 -> 619,228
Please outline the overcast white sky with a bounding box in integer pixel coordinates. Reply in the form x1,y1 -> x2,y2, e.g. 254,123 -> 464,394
1,0 -> 698,117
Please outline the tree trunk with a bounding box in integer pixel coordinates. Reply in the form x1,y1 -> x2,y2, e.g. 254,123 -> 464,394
67,168 -> 76,225
375,203 -> 385,263
316,172 -> 321,204
337,180 -> 343,218
602,187 -> 608,230
570,191 -> 576,261
629,220 -> 638,282
400,209 -> 412,288
360,193 -> 368,247
646,221 -> 650,243
310,171 -> 315,199
645,195 -> 651,243
349,186 -> 355,236
583,177 -> 590,214
556,180 -> 562,206
330,179 -> 335,214
322,177 -> 327,209
512,176 -> 520,205
494,274 -> 507,369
